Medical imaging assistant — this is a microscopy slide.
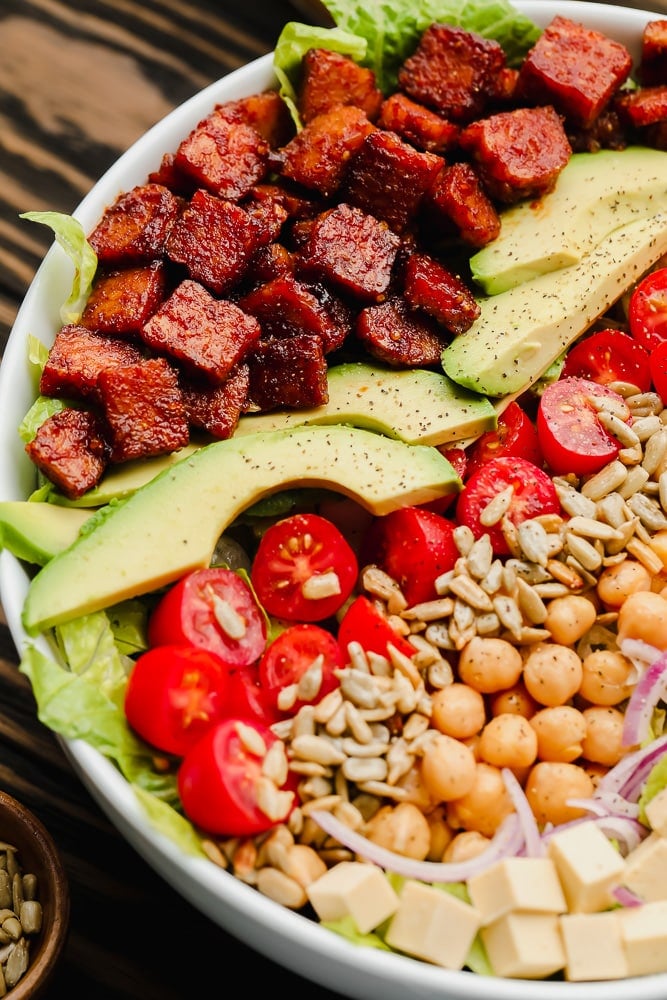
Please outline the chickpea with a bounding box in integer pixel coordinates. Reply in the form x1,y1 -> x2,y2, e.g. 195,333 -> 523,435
443,830 -> 491,863
446,762 -> 514,837
420,734 -> 477,802
581,706 -> 628,766
488,681 -> 538,719
524,761 -> 594,826
617,590 -> 667,650
522,642 -> 583,707
457,636 -> 523,694
425,806 -> 455,861
596,558 -> 652,608
579,648 -> 635,706
477,713 -> 538,770
544,594 -> 597,645
364,802 -> 431,860
529,705 -> 587,762
430,683 -> 486,740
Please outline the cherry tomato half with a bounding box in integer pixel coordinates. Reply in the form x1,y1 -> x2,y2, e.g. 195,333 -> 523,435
178,717 -> 295,837
629,267 -> 667,352
337,595 -> 415,661
537,376 -> 631,477
251,513 -> 358,622
360,506 -> 458,606
258,623 -> 343,715
465,401 -> 543,479
650,339 -> 667,401
455,456 -> 560,556
224,663 -> 282,727
124,645 -> 231,757
147,567 -> 266,667
560,328 -> 651,392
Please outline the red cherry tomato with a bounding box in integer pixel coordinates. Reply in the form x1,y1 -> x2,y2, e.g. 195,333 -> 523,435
629,267 -> 667,351
360,506 -> 458,606
650,339 -> 667,401
465,401 -> 543,479
178,717 -> 295,837
147,567 -> 266,667
258,623 -> 343,715
455,456 -> 560,556
420,447 -> 467,514
224,663 -> 282,727
251,513 -> 358,622
337,595 -> 414,661
560,328 -> 651,391
124,645 -> 231,757
537,376 -> 631,477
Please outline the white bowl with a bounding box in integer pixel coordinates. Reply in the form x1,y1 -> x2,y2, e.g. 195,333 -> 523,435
2,4 -> 666,998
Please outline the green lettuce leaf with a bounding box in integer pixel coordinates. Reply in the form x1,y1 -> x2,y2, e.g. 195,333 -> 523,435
20,210 -> 97,324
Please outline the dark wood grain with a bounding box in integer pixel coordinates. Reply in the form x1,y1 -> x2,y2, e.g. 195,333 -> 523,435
0,2 -> 346,996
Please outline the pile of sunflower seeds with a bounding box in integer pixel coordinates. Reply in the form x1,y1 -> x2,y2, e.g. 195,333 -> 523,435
0,842 -> 43,995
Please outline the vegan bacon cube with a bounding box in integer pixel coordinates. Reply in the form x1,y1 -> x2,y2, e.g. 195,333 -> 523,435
40,324 -> 145,401
397,24 -> 507,124
639,19 -> 667,87
246,334 -> 328,411
180,362 -> 250,439
140,279 -> 260,385
342,129 -> 443,234
402,252 -> 480,335
97,357 -> 189,463
278,105 -> 376,199
80,260 -> 168,336
423,162 -> 501,248
355,296 -> 449,367
215,90 -> 295,147
297,48 -> 383,123
239,273 -> 351,354
88,183 -> 181,265
459,105 -> 572,203
515,15 -> 633,128
299,203 -> 401,303
165,189 -> 265,295
174,108 -> 271,201
25,408 -> 109,500
615,85 -> 667,129
376,93 -> 460,153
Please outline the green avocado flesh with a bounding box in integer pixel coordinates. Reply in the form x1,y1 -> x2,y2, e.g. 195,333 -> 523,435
22,424 -> 460,633
0,502 -> 93,565
470,147 -> 667,295
236,362 -> 496,446
443,212 -> 667,398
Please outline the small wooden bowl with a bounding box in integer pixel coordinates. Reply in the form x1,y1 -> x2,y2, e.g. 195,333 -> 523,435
0,791 -> 70,999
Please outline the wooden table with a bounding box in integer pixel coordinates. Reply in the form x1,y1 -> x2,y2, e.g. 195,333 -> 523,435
0,1 -> 343,996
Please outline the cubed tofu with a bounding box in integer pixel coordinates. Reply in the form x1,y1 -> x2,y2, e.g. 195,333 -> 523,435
384,880 -> 481,970
482,912 -> 565,979
305,862 -> 399,934
619,899 -> 667,975
623,831 -> 667,903
560,910 -> 628,981
645,788 -> 667,836
547,820 -> 626,913
467,857 -> 567,925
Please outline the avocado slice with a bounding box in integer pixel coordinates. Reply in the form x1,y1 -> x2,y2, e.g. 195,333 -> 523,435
236,362 -> 496,446
22,423 -> 460,633
0,501 -> 93,565
442,212 -> 667,399
471,147 -> 667,295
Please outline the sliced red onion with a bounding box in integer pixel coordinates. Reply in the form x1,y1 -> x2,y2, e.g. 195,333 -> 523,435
595,732 -> 667,800
501,767 -> 544,857
612,884 -> 644,908
622,649 -> 667,748
309,809 -> 524,883
619,637 -> 662,675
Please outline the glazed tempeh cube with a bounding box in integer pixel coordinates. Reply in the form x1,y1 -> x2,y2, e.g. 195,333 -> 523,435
239,273 -> 351,354
246,334 -> 328,411
40,324 -> 145,400
25,408 -> 109,499
80,260 -> 167,336
88,183 -> 181,264
355,296 -> 449,367
297,48 -> 383,123
278,105 -> 376,198
180,362 -> 250,439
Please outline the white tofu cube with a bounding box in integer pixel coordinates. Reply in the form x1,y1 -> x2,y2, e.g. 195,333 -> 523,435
623,832 -> 667,903
560,911 -> 628,981
645,788 -> 667,837
481,912 -> 565,979
385,880 -> 481,970
306,861 -> 399,934
467,857 -> 567,925
620,899 -> 667,975
547,820 -> 626,913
